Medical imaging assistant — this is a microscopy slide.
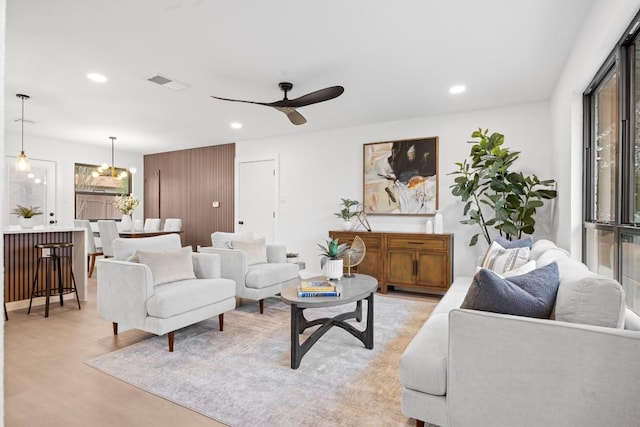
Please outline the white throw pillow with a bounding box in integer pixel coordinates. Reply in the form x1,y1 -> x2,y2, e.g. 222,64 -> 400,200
231,237 -> 268,265
475,260 -> 537,278
212,231 -> 254,249
135,246 -> 196,286
481,241 -> 530,275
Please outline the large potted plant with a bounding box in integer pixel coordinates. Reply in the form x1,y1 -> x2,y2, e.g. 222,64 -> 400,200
12,204 -> 43,229
318,238 -> 349,280
449,128 -> 557,246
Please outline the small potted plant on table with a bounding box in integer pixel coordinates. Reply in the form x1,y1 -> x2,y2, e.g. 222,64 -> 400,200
335,198 -> 360,230
318,238 -> 349,280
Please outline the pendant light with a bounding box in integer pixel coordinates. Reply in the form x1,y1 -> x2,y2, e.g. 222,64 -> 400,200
15,94 -> 30,172
92,136 -> 129,179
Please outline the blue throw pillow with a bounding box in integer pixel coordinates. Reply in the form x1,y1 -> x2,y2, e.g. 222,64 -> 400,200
461,262 -> 559,319
495,235 -> 533,249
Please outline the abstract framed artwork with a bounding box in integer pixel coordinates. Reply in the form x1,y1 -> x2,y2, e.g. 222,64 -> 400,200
363,136 -> 438,215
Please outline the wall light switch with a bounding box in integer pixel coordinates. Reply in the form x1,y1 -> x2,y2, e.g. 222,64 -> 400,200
212,201 -> 220,208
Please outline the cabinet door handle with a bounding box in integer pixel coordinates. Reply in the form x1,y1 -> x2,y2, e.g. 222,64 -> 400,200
413,260 -> 417,276
408,241 -> 423,245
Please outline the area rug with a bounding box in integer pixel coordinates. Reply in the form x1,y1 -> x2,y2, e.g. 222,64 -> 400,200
86,294 -> 436,426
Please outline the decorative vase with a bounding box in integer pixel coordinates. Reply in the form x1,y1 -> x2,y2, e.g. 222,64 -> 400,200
19,217 -> 34,229
434,210 -> 444,234
322,258 -> 344,280
121,214 -> 133,231
425,219 -> 434,234
342,220 -> 353,231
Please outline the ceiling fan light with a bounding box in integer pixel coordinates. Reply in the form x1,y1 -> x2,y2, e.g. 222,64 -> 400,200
230,122 -> 242,129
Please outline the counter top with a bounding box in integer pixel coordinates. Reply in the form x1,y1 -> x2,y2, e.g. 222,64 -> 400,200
3,226 -> 85,235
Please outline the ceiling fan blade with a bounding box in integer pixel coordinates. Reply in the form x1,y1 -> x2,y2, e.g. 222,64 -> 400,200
210,95 -> 270,106
271,86 -> 344,108
274,107 -> 307,125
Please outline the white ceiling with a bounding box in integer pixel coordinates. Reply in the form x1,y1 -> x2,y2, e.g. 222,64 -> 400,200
5,0 -> 592,154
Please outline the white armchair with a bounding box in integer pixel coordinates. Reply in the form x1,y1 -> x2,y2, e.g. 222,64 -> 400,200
97,234 -> 236,351
200,231 -> 299,314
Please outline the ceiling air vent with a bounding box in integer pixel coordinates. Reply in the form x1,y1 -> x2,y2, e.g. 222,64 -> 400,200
146,74 -> 189,91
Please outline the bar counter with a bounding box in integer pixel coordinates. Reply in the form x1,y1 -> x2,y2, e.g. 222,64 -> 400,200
3,227 -> 87,310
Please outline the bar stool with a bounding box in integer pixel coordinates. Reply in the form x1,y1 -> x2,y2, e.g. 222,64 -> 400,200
28,242 -> 81,318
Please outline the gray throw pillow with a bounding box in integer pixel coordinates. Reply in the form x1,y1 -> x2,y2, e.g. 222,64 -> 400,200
461,262 -> 560,319
495,235 -> 533,249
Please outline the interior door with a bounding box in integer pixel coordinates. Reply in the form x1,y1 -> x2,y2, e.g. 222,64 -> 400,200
4,157 -> 56,228
237,159 -> 277,242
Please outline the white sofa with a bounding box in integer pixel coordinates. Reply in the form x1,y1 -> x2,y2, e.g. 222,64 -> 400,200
400,239 -> 640,427
97,234 -> 236,351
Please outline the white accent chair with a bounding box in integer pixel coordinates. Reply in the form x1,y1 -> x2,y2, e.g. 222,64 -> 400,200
163,218 -> 182,231
144,218 -> 162,232
200,231 -> 299,314
97,234 -> 236,352
97,220 -> 119,258
74,219 -> 103,277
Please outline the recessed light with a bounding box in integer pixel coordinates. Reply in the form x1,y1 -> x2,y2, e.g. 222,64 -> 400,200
230,122 -> 243,129
87,73 -> 108,83
449,85 -> 466,94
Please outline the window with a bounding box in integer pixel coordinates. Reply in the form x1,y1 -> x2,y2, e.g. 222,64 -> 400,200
584,10 -> 640,315
74,163 -> 132,220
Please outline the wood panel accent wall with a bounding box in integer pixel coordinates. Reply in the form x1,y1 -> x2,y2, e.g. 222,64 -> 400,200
144,143 -> 235,250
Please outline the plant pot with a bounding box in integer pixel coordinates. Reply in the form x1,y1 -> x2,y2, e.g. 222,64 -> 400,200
341,220 -> 353,231
19,217 -> 34,229
286,257 -> 299,263
322,258 -> 343,280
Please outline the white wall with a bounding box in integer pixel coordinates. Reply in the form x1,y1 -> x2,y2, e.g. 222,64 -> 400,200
3,133 -> 144,226
237,101 -> 553,277
550,0 -> 640,256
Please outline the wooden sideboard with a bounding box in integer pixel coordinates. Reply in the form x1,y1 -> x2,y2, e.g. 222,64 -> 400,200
328,230 -> 453,295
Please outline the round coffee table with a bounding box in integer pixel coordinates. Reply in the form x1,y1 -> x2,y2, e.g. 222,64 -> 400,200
281,273 -> 378,369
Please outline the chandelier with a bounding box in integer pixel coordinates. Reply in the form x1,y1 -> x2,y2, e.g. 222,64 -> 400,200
16,94 -> 31,172
92,136 -> 134,179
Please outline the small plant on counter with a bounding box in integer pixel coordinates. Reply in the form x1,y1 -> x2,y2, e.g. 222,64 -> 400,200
11,205 -> 43,218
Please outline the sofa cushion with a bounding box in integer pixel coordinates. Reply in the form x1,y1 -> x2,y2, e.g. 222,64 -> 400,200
146,278 -> 235,318
461,262 -> 560,319
112,234 -> 182,260
211,231 -> 254,249
245,263 -> 299,289
495,235 -> 533,249
481,241 -> 530,274
554,273 -> 626,328
400,278 -> 471,396
135,246 -> 196,286
475,260 -> 537,279
529,239 -> 568,261
231,237 -> 268,265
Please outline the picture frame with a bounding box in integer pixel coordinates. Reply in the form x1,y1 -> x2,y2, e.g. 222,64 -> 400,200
363,136 -> 438,215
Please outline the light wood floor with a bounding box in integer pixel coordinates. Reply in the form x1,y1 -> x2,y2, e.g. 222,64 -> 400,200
4,275 -> 439,426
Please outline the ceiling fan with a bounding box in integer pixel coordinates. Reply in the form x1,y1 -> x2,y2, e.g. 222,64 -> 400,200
211,82 -> 344,125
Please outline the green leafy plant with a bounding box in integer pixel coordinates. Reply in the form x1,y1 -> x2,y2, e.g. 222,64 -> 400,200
334,198 -> 360,220
12,205 -> 43,218
449,128 -> 557,246
317,238 -> 349,260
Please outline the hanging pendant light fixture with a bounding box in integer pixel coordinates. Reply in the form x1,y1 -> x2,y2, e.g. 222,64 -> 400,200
16,94 -> 31,172
92,136 -> 129,179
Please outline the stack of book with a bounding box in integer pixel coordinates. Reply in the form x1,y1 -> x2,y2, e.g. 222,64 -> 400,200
297,280 -> 340,297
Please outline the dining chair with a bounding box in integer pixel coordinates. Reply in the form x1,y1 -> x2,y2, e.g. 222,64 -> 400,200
97,220 -> 119,258
74,219 -> 103,277
144,218 -> 162,232
163,218 -> 182,232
